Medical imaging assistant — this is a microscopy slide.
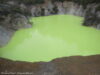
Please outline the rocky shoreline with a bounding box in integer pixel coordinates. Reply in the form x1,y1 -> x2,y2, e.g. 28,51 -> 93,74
0,1 -> 32,47
0,55 -> 100,75
0,0 -> 100,47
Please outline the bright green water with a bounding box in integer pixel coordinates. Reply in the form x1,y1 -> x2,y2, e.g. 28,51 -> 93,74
0,15 -> 100,62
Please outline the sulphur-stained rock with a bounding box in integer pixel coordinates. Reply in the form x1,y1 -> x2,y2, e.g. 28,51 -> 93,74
0,26 -> 14,47
0,55 -> 100,75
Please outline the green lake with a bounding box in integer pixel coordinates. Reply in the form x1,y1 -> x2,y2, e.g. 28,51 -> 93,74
0,15 -> 100,62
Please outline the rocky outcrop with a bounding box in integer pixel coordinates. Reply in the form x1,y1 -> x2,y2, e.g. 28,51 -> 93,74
0,26 -> 14,47
0,55 -> 100,75
0,2 -> 32,47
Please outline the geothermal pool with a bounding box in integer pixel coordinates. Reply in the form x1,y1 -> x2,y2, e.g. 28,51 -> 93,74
0,15 -> 100,62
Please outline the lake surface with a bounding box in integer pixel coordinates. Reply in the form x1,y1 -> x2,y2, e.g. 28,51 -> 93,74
0,15 -> 100,62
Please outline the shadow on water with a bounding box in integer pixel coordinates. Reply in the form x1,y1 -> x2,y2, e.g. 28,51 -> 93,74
0,15 -> 100,62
